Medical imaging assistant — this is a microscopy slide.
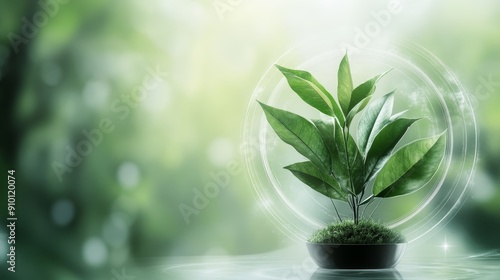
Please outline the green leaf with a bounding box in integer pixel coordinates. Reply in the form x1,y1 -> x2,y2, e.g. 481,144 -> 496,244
365,118 -> 419,181
345,95 -> 372,126
344,131 -> 365,195
312,119 -> 336,171
258,102 -> 331,172
373,132 -> 447,198
312,119 -> 348,192
357,91 -> 395,155
347,71 -> 387,114
337,54 -> 353,116
275,65 -> 345,125
312,119 -> 335,146
312,119 -> 359,195
328,119 -> 365,194
285,161 -> 348,201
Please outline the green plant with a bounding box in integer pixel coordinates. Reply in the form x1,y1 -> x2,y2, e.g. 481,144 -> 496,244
308,220 -> 405,244
258,53 -> 446,226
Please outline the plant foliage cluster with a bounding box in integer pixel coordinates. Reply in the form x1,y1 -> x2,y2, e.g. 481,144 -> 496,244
259,53 -> 446,224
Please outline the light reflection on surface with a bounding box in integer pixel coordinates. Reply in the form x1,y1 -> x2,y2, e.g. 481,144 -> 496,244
311,268 -> 403,279
132,249 -> 500,280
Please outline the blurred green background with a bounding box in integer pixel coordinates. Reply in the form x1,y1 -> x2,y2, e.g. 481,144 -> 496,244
0,0 -> 499,279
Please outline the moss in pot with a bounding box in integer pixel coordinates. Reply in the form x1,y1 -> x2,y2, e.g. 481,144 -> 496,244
258,53 -> 446,269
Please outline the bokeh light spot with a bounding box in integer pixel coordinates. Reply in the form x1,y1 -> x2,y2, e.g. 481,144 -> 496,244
82,80 -> 110,109
117,162 -> 141,189
51,199 -> 75,226
472,171 -> 496,202
208,138 -> 234,167
82,237 -> 108,267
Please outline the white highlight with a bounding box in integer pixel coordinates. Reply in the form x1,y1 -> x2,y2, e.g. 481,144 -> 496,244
83,237 -> 108,267
117,162 -> 140,189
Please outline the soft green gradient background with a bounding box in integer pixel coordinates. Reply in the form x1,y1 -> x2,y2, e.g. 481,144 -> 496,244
0,0 -> 499,279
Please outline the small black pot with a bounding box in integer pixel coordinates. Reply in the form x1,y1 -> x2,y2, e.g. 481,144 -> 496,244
306,243 -> 406,269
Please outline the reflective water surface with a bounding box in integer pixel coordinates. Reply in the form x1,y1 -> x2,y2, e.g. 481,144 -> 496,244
135,250 -> 500,280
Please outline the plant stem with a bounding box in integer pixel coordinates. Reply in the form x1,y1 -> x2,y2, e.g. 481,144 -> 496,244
356,186 -> 366,222
353,196 -> 357,223
343,125 -> 358,224
346,196 -> 353,210
330,198 -> 343,222
358,184 -> 366,205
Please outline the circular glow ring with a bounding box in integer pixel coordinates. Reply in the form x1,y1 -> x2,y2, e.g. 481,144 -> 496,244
243,34 -> 478,244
